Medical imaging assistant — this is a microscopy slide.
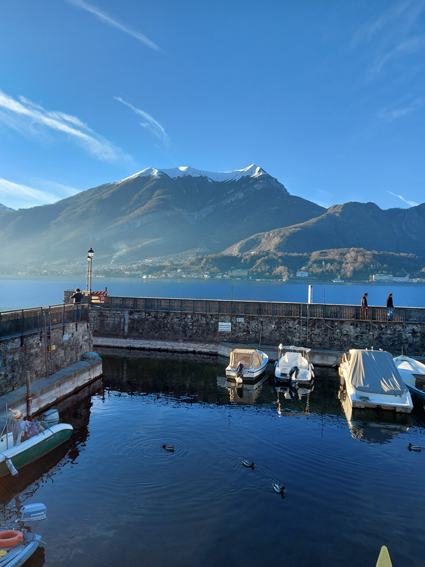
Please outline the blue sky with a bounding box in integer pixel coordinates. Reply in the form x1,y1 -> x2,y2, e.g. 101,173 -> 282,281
0,0 -> 424,210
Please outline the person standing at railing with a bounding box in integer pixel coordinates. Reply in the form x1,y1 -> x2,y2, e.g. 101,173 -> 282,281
70,288 -> 84,321
386,293 -> 394,321
361,293 -> 368,320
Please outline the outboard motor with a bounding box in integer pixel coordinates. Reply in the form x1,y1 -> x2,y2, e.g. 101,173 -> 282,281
41,409 -> 59,426
288,366 -> 299,380
236,361 -> 244,377
19,503 -> 47,522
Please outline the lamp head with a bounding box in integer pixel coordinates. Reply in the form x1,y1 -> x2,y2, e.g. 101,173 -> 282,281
87,247 -> 94,259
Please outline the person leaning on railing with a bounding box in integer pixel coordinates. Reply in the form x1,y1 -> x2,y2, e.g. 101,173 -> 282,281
70,288 -> 84,321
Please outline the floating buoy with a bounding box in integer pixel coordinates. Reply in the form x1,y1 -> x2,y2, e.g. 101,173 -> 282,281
0,530 -> 23,548
272,483 -> 285,494
242,459 -> 255,469
236,377 -> 243,384
408,443 -> 421,452
162,445 -> 175,452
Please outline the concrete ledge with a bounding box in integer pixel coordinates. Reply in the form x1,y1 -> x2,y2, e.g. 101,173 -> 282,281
218,342 -> 343,367
1,359 -> 103,417
93,337 -> 218,355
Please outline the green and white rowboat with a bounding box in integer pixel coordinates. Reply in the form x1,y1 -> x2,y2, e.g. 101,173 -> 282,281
0,424 -> 73,478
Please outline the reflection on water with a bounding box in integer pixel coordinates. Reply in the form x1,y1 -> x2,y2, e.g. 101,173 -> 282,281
338,387 -> 412,445
2,356 -> 425,567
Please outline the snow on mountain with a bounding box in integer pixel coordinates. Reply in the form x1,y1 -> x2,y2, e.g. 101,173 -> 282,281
0,203 -> 14,211
122,164 -> 266,184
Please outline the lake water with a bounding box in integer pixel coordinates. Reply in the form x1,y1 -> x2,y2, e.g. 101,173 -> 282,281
2,354 -> 425,567
0,276 -> 424,311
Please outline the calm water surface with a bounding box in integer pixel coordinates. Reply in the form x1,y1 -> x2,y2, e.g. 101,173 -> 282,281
0,276 -> 424,310
1,355 -> 425,567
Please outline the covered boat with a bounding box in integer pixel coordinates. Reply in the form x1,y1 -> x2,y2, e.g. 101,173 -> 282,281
225,348 -> 268,382
393,355 -> 425,401
274,345 -> 314,384
0,410 -> 73,478
339,349 -> 413,413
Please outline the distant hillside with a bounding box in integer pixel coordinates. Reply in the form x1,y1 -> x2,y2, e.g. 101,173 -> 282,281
224,202 -> 425,257
0,165 -> 325,267
179,248 -> 424,280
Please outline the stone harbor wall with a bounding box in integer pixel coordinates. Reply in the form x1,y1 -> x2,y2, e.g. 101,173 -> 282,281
0,305 -> 92,397
90,297 -> 425,358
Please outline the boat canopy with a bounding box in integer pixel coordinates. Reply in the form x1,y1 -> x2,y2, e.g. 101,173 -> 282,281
348,350 -> 407,395
229,349 -> 262,369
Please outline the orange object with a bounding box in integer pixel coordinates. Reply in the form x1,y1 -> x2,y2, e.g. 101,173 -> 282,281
0,530 -> 23,548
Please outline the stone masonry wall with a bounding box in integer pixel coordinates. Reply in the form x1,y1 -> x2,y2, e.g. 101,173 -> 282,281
0,321 -> 92,396
90,308 -> 425,358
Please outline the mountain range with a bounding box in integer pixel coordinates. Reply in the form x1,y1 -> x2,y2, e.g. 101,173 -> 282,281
0,164 -> 424,277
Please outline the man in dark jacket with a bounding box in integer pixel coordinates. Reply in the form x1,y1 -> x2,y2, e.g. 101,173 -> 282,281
361,293 -> 368,319
386,293 -> 394,321
71,288 -> 84,321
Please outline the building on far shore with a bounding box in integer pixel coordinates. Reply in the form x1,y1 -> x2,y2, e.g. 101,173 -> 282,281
373,273 -> 411,283
231,269 -> 248,278
373,273 -> 393,282
296,271 -> 309,278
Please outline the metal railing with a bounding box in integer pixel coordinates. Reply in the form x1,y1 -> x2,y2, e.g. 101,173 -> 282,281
0,304 -> 89,341
95,296 -> 425,324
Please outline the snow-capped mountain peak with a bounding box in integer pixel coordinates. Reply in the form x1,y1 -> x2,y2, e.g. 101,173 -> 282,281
123,164 -> 267,184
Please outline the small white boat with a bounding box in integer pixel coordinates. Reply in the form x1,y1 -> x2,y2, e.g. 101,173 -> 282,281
0,503 -> 47,567
393,355 -> 425,401
274,345 -> 314,384
332,278 -> 344,283
339,349 -> 413,413
225,348 -> 268,382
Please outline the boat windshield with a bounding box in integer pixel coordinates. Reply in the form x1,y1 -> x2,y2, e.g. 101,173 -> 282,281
278,345 -> 310,361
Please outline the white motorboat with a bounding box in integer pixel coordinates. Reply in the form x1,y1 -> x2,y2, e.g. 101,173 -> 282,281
274,345 -> 314,384
393,355 -> 425,401
338,349 -> 413,413
225,348 -> 268,382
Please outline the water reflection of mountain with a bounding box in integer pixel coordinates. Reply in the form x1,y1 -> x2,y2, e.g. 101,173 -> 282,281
101,355 -> 343,418
338,388 -> 412,444
0,378 -> 102,508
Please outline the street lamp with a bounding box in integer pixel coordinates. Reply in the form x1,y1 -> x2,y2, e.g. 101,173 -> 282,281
86,247 -> 94,294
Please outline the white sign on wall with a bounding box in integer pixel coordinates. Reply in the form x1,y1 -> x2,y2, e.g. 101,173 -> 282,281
219,322 -> 231,332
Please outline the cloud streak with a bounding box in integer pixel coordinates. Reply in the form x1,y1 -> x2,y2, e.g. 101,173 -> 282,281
378,97 -> 424,121
115,97 -> 169,144
66,0 -> 162,52
388,191 -> 419,207
0,178 -> 80,210
0,89 -> 124,161
352,0 -> 425,74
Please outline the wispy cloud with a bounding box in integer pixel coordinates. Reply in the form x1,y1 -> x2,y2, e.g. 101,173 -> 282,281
115,97 -> 169,144
378,97 -> 424,121
0,178 -> 80,210
388,191 -> 419,207
0,89 -> 124,161
66,0 -> 162,52
352,0 -> 425,73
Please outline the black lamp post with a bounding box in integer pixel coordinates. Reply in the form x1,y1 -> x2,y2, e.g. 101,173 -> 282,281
86,247 -> 94,294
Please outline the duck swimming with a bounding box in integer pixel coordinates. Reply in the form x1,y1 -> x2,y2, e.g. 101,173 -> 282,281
242,459 -> 255,469
408,443 -> 421,452
162,444 -> 175,452
272,483 -> 285,494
